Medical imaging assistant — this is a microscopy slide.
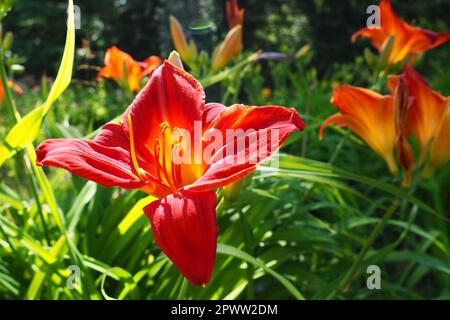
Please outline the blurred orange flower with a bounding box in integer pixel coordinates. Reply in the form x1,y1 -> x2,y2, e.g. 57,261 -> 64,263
261,87 -> 271,99
388,66 -> 450,173
226,0 -> 244,30
320,85 -> 397,173
352,0 -> 450,66
97,46 -> 161,92
0,80 -> 23,103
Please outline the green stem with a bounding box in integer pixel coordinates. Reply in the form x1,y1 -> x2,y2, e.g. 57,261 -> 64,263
327,198 -> 400,299
238,208 -> 255,300
177,277 -> 188,300
0,46 -> 19,121
216,196 -> 226,216
22,153 -> 51,245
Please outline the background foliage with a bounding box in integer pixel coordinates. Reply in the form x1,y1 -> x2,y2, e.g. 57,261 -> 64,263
4,0 -> 450,76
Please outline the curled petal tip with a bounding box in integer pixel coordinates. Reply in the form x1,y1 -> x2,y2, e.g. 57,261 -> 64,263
167,50 -> 184,70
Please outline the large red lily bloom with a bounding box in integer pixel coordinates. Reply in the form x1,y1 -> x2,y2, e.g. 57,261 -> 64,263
352,0 -> 450,66
36,61 -> 304,286
97,46 -> 161,92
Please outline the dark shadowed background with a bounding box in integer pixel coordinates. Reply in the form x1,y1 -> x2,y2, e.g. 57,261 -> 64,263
4,0 -> 450,78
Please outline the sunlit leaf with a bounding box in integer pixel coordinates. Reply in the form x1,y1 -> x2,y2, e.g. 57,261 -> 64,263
0,0 -> 15,22
0,0 -> 75,166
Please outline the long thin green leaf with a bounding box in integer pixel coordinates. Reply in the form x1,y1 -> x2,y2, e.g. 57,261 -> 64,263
217,243 -> 305,300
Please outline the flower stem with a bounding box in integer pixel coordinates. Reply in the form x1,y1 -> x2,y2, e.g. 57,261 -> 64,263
0,46 -> 20,121
177,277 -> 188,299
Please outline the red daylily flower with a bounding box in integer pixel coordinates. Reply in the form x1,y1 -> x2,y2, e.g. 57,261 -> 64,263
36,61 -> 304,286
97,46 -> 162,92
352,0 -> 450,66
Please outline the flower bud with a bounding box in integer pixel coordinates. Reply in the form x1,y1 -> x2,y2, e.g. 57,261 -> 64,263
393,75 -> 414,187
169,16 -> 198,65
168,50 -> 184,70
211,25 -> 242,72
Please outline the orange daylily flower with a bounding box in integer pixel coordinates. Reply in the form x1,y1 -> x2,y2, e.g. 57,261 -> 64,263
226,0 -> 244,30
0,80 -> 23,103
352,0 -> 450,66
97,46 -> 161,92
388,66 -> 450,172
320,85 -> 397,173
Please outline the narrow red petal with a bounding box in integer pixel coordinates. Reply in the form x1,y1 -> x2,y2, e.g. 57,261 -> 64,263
144,190 -> 218,286
36,123 -> 144,189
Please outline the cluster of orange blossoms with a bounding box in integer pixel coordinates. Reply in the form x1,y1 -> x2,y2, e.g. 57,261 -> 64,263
321,0 -> 450,186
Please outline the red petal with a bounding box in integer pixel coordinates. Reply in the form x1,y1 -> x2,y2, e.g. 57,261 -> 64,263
121,61 -> 206,162
187,104 -> 304,191
203,102 -> 226,128
144,190 -> 217,286
36,123 -> 144,189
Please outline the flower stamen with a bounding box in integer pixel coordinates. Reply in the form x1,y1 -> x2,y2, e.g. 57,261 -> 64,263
127,114 -> 148,181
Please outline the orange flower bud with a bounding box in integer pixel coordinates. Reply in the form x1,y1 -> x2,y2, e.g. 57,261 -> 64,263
211,25 -> 242,72
393,76 -> 414,187
169,16 -> 198,64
